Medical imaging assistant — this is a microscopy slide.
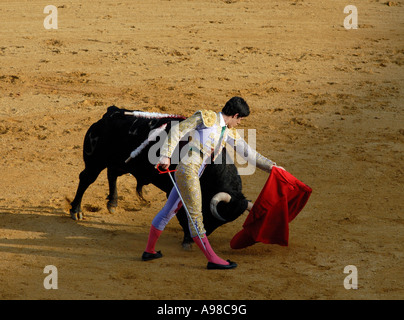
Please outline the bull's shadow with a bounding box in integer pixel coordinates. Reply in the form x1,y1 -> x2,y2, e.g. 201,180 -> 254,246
0,205 -> 139,260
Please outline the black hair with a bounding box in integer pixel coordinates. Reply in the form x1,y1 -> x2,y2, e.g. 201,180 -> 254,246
221,96 -> 250,118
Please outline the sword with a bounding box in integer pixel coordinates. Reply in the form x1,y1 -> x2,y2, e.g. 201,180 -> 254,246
156,165 -> 206,251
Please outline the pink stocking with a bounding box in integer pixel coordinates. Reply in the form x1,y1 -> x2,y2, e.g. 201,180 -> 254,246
193,236 -> 229,265
145,225 -> 163,254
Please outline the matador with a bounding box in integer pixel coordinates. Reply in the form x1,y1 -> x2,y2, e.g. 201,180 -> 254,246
142,96 -> 279,269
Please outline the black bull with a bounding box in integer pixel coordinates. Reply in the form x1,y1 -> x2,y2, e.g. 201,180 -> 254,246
69,106 -> 250,246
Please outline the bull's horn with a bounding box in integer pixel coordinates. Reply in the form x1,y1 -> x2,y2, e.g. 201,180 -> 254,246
247,201 -> 253,211
210,192 -> 231,222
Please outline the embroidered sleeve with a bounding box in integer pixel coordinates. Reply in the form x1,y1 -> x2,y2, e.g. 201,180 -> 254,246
226,129 -> 276,173
160,111 -> 203,158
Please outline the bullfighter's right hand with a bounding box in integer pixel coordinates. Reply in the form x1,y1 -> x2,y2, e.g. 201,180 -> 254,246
157,156 -> 171,170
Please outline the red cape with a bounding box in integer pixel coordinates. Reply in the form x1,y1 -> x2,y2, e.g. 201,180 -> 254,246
230,167 -> 312,248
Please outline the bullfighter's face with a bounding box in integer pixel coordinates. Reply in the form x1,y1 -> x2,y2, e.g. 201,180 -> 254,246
226,114 -> 244,128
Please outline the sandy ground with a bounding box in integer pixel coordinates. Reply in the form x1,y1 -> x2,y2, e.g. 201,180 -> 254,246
0,0 -> 403,300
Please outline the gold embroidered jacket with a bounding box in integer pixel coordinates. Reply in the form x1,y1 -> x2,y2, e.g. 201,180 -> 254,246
160,109 -> 275,172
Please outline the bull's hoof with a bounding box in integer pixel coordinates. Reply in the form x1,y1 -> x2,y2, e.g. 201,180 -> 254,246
70,209 -> 83,220
107,202 -> 117,214
182,242 -> 193,251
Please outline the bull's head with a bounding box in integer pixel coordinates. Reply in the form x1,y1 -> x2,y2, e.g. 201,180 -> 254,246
209,192 -> 253,222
